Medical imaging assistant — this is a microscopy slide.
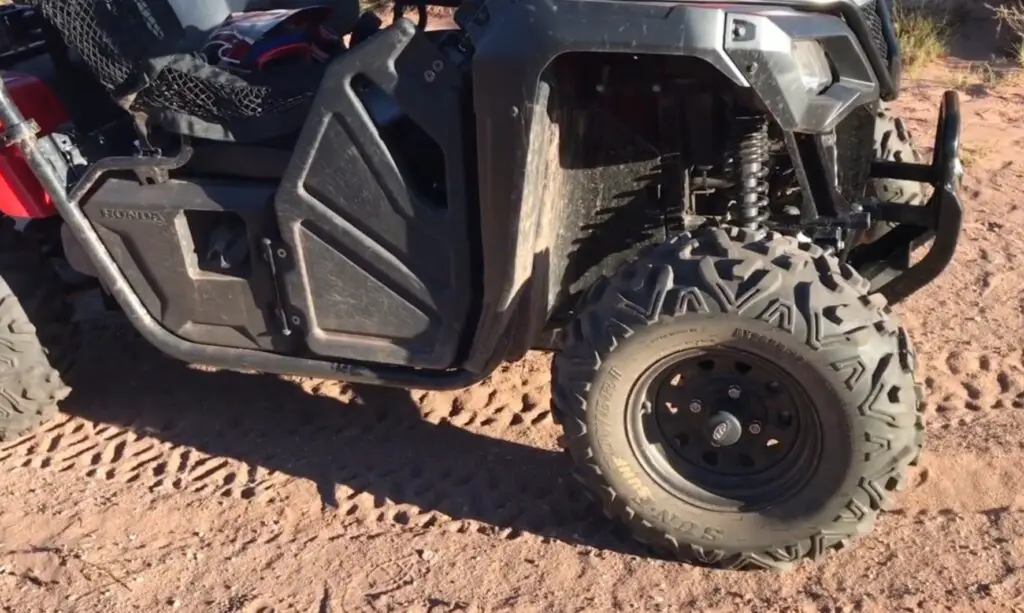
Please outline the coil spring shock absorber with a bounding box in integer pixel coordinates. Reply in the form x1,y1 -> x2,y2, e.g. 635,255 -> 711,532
729,114 -> 771,229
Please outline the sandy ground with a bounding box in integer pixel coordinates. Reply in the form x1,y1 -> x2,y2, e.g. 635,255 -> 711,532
5,20 -> 1024,613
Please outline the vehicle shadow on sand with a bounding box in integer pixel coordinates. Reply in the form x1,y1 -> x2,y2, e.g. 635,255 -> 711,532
59,323 -> 664,560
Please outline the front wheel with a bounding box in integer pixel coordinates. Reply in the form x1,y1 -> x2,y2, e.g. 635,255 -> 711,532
552,227 -> 923,570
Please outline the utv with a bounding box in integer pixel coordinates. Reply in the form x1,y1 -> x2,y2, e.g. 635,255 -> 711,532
0,0 -> 962,570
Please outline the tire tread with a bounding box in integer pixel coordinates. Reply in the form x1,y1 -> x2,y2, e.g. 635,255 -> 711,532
0,219 -> 78,442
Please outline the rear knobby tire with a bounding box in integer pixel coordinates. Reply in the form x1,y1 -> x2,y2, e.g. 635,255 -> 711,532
552,226 -> 923,570
0,219 -> 78,442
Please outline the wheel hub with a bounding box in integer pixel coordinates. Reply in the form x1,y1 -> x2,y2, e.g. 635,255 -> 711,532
706,411 -> 742,447
644,351 -> 804,478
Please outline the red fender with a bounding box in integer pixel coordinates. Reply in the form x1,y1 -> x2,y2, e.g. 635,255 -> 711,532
0,71 -> 69,219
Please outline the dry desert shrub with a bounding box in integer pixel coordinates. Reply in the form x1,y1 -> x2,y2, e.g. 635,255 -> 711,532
989,1 -> 1024,64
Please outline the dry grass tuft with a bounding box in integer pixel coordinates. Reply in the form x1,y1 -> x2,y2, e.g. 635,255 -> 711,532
892,2 -> 951,70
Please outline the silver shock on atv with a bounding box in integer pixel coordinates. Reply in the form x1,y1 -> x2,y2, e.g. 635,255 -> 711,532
728,114 -> 771,230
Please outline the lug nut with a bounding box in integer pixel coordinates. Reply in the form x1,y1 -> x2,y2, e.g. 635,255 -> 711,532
748,422 -> 762,435
728,386 -> 742,400
689,400 -> 702,413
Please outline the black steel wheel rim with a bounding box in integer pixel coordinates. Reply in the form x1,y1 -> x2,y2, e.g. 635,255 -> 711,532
625,347 -> 823,512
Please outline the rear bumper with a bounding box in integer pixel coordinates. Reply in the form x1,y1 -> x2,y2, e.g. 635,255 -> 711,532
854,90 -> 964,304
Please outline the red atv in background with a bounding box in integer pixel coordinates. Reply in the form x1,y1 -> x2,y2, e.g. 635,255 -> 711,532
0,0 -> 962,570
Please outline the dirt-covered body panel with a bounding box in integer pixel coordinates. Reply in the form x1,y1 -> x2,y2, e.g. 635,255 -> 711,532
459,0 -> 896,370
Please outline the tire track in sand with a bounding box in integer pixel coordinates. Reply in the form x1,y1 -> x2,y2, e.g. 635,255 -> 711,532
0,334 -> 623,552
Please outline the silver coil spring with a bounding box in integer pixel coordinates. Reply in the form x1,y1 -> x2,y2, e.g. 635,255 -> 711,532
729,115 -> 770,229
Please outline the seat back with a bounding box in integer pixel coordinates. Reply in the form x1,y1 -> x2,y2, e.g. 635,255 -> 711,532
165,0 -> 235,32
168,0 -> 338,32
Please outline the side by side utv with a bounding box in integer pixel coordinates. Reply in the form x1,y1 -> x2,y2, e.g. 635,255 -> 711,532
0,0 -> 962,570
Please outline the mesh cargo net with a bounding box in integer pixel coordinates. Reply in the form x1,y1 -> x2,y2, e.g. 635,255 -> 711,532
26,0 -> 321,140
139,63 -> 317,122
